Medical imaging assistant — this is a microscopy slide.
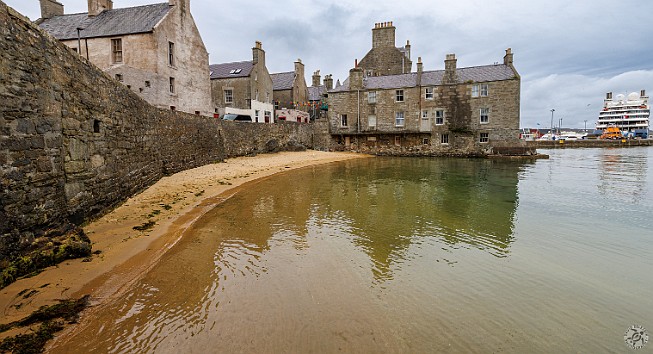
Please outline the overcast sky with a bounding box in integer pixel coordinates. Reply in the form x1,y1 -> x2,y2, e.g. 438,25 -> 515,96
5,0 -> 653,129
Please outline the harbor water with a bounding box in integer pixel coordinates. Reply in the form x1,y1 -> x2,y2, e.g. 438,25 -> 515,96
53,147 -> 653,353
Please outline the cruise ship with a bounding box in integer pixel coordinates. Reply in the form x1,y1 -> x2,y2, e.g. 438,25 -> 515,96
597,90 -> 649,138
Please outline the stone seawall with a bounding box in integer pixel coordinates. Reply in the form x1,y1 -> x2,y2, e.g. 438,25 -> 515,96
0,2 -> 325,266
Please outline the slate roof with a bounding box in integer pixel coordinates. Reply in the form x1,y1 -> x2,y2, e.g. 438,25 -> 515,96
209,61 -> 254,79
308,85 -> 327,101
330,64 -> 517,93
38,3 -> 171,40
270,72 -> 295,91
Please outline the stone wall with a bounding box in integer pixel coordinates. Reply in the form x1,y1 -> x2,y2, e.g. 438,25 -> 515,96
0,2 -> 324,265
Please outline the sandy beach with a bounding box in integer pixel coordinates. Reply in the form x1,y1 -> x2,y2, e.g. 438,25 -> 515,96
0,151 -> 368,327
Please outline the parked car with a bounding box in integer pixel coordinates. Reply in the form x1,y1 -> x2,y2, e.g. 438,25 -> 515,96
222,114 -> 252,122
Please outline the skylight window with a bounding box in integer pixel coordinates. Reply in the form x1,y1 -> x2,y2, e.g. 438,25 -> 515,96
229,69 -> 242,75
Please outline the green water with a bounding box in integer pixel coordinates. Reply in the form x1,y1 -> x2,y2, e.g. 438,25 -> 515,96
54,148 -> 653,353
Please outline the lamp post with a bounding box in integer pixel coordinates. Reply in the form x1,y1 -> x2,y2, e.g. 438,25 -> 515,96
550,108 -> 555,138
559,117 -> 563,134
584,119 -> 587,132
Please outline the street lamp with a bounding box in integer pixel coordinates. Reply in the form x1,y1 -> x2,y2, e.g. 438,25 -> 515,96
550,109 -> 555,138
584,119 -> 587,132
559,117 -> 563,134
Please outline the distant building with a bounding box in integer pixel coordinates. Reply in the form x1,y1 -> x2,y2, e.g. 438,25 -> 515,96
271,60 -> 309,118
328,22 -> 521,155
209,41 -> 274,123
37,0 -> 212,115
308,70 -> 333,121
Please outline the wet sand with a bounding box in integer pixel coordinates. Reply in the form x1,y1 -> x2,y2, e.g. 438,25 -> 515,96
0,151 -> 368,329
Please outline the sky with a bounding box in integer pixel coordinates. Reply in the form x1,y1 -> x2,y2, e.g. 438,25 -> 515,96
5,0 -> 653,129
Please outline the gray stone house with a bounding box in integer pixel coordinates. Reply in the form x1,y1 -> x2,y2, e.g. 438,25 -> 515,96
36,0 -> 212,116
328,22 -> 521,155
271,60 -> 309,117
209,41 -> 274,123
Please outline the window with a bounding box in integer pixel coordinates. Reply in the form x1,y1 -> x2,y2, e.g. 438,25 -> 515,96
111,38 -> 122,63
368,115 -> 376,128
472,84 -> 489,98
366,70 -> 373,77
169,77 -> 175,93
168,41 -> 175,66
264,111 -> 271,123
115,73 -> 123,82
255,110 -> 260,123
472,85 -> 479,97
422,110 -> 429,119
395,111 -> 405,127
340,114 -> 348,127
224,89 -> 233,104
480,133 -> 489,143
93,120 -> 100,133
480,108 -> 489,124
441,133 -> 449,144
396,90 -> 404,102
274,101 -> 279,110
368,91 -> 377,104
425,87 -> 434,100
422,138 -> 429,145
436,110 -> 445,125
394,136 -> 401,146
266,92 -> 270,103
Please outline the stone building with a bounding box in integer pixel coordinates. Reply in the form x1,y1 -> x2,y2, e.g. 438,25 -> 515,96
328,23 -> 521,155
271,60 -> 309,116
37,0 -> 212,115
209,41 -> 274,123
307,70 -> 333,121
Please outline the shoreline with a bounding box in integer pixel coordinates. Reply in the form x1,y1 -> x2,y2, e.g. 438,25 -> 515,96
0,151 -> 368,333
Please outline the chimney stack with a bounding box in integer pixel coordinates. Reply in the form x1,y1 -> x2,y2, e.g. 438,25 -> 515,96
416,57 -> 423,86
87,0 -> 112,17
606,92 -> 613,100
372,21 -> 396,48
39,0 -> 64,19
324,75 -> 334,90
503,48 -> 514,66
252,41 -> 265,65
349,67 -> 364,90
443,54 -> 457,85
312,70 -> 321,87
641,90 -> 647,98
294,59 -> 304,82
405,40 -> 411,60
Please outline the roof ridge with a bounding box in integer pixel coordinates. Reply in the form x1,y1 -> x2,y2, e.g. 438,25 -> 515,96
210,60 -> 254,66
46,2 -> 169,17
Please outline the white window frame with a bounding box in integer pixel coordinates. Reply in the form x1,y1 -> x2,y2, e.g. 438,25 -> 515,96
368,114 -> 376,128
368,91 -> 377,104
441,133 -> 449,144
396,90 -> 404,102
425,87 -> 434,100
435,110 -> 445,125
255,110 -> 260,123
340,114 -> 348,127
422,110 -> 429,119
224,89 -> 233,104
395,111 -> 405,127
480,84 -> 489,97
480,108 -> 489,124
169,77 -> 175,94
471,84 -> 479,98
480,132 -> 489,143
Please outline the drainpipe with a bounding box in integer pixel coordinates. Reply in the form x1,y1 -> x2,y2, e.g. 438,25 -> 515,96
357,90 -> 361,134
76,27 -> 82,56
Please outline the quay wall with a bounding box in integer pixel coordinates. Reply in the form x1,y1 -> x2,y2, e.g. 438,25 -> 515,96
0,2 -> 324,266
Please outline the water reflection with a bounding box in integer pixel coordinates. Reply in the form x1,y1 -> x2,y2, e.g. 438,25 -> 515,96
598,148 -> 648,203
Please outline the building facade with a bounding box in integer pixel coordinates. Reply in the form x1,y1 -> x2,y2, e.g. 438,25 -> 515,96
328,23 -> 521,156
209,41 -> 274,123
271,60 -> 309,118
308,70 -> 333,121
37,0 -> 212,115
